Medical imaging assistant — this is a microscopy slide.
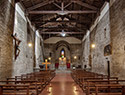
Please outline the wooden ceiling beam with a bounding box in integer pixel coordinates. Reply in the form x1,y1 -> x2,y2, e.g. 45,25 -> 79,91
38,26 -> 86,30
53,2 -> 72,10
53,2 -> 62,9
15,0 -> 20,3
36,22 -> 88,30
40,32 -> 85,34
65,15 -> 91,23
72,0 -> 98,10
31,14 -> 57,22
67,23 -> 87,32
35,15 -> 60,25
28,10 -> 97,14
105,0 -> 110,2
33,20 -> 91,24
64,2 -> 72,9
27,0 -> 54,11
31,0 -> 35,6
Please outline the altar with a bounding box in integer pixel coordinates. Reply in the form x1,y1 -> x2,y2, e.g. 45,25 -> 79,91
59,64 -> 67,70
59,57 -> 67,70
56,48 -> 71,70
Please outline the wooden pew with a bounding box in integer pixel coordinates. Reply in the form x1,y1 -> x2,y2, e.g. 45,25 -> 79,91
0,80 -> 42,95
71,70 -> 108,86
7,70 -> 55,84
86,80 -> 125,95
94,84 -> 125,95
0,70 -> 55,95
79,77 -> 118,90
0,84 -> 30,95
71,70 -> 125,95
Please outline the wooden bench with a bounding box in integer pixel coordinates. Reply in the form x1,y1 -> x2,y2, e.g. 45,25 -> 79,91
0,80 -> 43,95
79,77 -> 118,90
86,80 -> 125,95
71,70 -> 125,95
71,70 -> 109,86
0,70 -> 56,95
0,84 -> 30,95
94,84 -> 125,95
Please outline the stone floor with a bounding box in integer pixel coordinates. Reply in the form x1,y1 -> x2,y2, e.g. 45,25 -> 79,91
55,69 -> 71,73
40,71 -> 84,95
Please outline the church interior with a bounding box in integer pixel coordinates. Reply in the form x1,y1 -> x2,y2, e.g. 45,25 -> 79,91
0,0 -> 125,95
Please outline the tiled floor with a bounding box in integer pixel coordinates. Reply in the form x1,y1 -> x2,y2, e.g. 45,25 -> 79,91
40,72 -> 85,95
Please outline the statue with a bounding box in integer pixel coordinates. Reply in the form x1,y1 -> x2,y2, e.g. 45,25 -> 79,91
11,33 -> 21,60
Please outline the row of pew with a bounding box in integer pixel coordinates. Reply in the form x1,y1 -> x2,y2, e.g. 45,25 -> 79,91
0,70 -> 55,95
71,70 -> 125,95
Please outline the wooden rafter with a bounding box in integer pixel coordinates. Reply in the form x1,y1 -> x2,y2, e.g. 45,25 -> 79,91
72,0 -> 98,10
33,20 -> 89,23
105,0 -> 110,2
31,14 -> 57,22
18,0 -> 106,40
65,15 -> 91,23
53,2 -> 62,9
31,0 -> 34,6
28,10 -> 97,14
15,0 -> 20,3
67,23 -> 87,32
64,2 -> 72,9
38,26 -> 86,31
34,15 -> 60,25
27,0 -> 54,11
40,32 -> 85,34
33,20 -> 90,25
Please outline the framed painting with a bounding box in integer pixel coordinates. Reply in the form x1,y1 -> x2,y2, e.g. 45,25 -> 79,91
104,44 -> 112,56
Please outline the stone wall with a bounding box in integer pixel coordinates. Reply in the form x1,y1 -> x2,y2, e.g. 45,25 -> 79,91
90,10 -> 111,75
110,0 -> 125,79
82,3 -> 111,75
12,3 -> 35,77
0,0 -> 15,80
82,0 -> 125,79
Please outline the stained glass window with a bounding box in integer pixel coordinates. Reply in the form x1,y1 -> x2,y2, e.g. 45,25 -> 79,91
61,49 -> 64,58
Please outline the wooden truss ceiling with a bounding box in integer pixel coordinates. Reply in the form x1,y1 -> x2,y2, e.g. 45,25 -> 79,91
17,0 -> 108,40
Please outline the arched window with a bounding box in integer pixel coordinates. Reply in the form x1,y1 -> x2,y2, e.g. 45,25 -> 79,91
60,48 -> 65,58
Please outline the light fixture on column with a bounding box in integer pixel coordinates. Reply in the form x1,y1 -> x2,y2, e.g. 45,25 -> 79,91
91,44 -> 96,48
28,42 -> 32,47
74,56 -> 77,59
48,57 -> 51,60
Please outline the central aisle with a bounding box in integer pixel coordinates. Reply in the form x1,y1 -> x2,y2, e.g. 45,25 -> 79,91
40,72 -> 84,95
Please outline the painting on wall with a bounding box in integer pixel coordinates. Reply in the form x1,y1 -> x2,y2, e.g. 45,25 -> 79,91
104,44 -> 112,56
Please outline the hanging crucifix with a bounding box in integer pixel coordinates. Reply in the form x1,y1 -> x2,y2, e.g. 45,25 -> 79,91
11,34 -> 21,60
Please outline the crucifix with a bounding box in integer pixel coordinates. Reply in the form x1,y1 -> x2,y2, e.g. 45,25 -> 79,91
42,59 -> 51,70
11,34 -> 21,60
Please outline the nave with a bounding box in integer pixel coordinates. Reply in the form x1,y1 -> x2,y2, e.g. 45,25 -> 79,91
0,0 -> 125,94
0,69 -> 125,95
40,72 -> 83,95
